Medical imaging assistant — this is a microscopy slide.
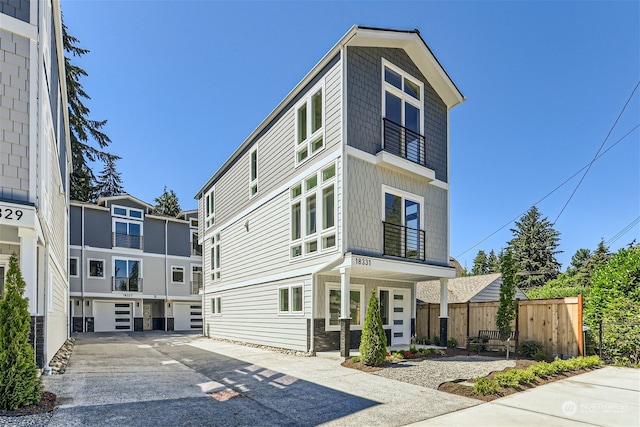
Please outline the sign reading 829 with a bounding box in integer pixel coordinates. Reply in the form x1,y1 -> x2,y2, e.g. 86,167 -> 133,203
0,206 -> 25,221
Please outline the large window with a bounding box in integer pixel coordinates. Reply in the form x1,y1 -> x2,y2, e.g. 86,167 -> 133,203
210,234 -> 221,281
290,162 -> 337,259
326,284 -> 364,330
279,284 -> 303,314
113,259 -> 141,292
211,296 -> 222,315
383,187 -> 424,260
205,188 -> 215,228
250,148 -> 258,197
295,83 -> 324,165
113,219 -> 142,249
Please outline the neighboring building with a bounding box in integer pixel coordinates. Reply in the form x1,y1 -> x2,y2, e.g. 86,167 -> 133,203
0,0 -> 71,367
417,273 -> 529,304
69,195 -> 203,333
195,25 -> 464,355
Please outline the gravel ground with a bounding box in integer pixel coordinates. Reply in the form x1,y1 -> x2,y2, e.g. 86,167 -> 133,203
0,412 -> 53,427
372,355 -> 516,389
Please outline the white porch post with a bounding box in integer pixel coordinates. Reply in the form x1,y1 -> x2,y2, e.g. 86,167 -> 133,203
340,267 -> 351,357
439,277 -> 449,347
18,227 -> 38,314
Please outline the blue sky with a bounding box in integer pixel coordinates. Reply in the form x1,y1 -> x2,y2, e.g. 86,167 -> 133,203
60,0 -> 639,271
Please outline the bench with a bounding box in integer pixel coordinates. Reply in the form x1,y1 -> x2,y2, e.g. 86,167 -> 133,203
467,330 -> 519,358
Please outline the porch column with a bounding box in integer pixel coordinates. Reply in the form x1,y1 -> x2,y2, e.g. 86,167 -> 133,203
340,268 -> 351,358
439,277 -> 448,347
18,228 -> 38,314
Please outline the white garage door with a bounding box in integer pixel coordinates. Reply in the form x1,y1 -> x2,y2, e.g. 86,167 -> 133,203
174,303 -> 202,331
94,301 -> 133,332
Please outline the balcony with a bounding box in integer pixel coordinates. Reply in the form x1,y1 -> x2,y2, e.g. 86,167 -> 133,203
191,242 -> 202,256
383,221 -> 425,261
112,276 -> 142,292
112,232 -> 143,250
191,279 -> 203,295
382,118 -> 426,167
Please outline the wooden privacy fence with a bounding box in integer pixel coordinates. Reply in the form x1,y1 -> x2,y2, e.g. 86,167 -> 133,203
416,296 -> 584,356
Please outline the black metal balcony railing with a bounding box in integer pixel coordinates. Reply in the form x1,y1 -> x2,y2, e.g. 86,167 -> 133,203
383,221 -> 425,261
112,232 -> 143,250
191,280 -> 203,295
382,118 -> 426,166
192,243 -> 202,256
112,277 -> 142,292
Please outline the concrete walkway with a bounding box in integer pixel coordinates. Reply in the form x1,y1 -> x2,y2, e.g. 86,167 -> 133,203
42,332 -> 639,427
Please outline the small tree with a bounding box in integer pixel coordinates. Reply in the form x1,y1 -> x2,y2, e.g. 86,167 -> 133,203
153,186 -> 181,217
496,249 -> 518,337
359,290 -> 387,366
0,254 -> 42,411
95,157 -> 124,198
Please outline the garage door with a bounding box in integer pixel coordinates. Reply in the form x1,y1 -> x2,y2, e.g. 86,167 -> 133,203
94,301 -> 133,332
174,303 -> 202,331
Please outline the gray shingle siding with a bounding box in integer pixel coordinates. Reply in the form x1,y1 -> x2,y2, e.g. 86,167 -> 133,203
347,46 -> 448,182
0,0 -> 30,23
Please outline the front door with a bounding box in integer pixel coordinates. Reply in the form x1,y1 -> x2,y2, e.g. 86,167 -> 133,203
391,289 -> 411,345
143,304 -> 152,330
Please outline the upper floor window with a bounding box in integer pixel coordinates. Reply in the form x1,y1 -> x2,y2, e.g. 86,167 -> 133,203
250,148 -> 258,197
190,218 -> 198,228
295,83 -> 324,166
290,162 -> 337,259
112,205 -> 144,220
382,186 -> 425,260
210,234 -> 221,281
113,258 -> 142,292
113,219 -> 143,250
69,258 -> 79,277
205,188 -> 215,228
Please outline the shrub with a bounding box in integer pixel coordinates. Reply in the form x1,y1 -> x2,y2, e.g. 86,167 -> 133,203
420,336 -> 431,345
472,377 -> 500,395
533,349 -> 552,362
432,335 -> 439,346
520,340 -> 545,358
528,361 -> 555,378
392,351 -> 404,359
514,368 -> 536,384
0,254 -> 43,411
409,346 -> 418,354
359,290 -> 388,366
494,371 -> 520,388
447,338 -> 458,348
351,356 -> 361,363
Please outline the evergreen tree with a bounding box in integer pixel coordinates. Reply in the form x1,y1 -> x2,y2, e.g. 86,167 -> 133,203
95,157 -> 124,198
359,290 -> 387,366
567,248 -> 591,276
496,249 -> 518,336
0,254 -> 42,411
153,186 -> 181,217
471,250 -> 489,276
508,206 -> 561,288
487,249 -> 501,273
64,20 -> 116,202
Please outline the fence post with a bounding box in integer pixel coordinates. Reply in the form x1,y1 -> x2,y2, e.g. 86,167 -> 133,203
427,303 -> 431,340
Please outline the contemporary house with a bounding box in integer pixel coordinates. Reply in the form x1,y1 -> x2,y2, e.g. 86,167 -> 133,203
69,195 -> 203,333
0,0 -> 71,367
196,25 -> 464,356
417,273 -> 529,304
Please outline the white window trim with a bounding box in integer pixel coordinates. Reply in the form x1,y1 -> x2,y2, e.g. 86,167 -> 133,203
211,296 -> 222,316
112,257 -> 143,278
204,188 -> 215,229
294,80 -> 326,167
325,283 -> 365,331
381,58 -> 424,145
87,258 -> 105,279
210,234 -> 221,282
190,218 -> 198,228
249,146 -> 259,198
278,284 -> 305,315
171,265 -> 185,284
112,218 -> 144,235
111,204 -> 144,220
69,257 -> 79,278
289,162 -> 338,260
380,185 -> 424,227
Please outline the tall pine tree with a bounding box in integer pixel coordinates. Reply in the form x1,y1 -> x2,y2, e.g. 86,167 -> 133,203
95,157 -> 124,198
487,249 -> 501,273
471,250 -> 489,275
64,19 -> 117,202
508,206 -> 561,288
0,254 -> 42,411
153,186 -> 181,217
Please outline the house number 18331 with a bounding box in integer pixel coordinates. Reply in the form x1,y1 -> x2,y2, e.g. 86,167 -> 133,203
0,207 -> 24,221
354,257 -> 371,266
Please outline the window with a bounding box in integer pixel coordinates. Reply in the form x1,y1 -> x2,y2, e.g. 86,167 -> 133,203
113,219 -> 143,249
112,205 -> 144,220
382,60 -> 424,164
326,284 -> 364,330
171,266 -> 185,284
190,218 -> 198,228
113,259 -> 141,292
382,186 -> 424,260
69,257 -> 79,277
211,296 -> 222,315
249,148 -> 258,197
88,259 -> 104,278
290,162 -> 337,259
205,188 -> 215,228
191,231 -> 202,256
210,234 -> 221,280
295,83 -> 324,165
279,284 -> 303,314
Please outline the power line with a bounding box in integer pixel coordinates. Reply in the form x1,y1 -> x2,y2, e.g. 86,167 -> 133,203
455,124 -> 639,259
552,80 -> 640,225
605,216 -> 640,247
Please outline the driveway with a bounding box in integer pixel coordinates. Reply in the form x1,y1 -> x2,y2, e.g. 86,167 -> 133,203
41,332 -> 479,426
31,332 -> 640,427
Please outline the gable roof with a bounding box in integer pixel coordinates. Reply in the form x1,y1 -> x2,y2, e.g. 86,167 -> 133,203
417,273 -> 503,303
195,25 -> 464,199
97,194 -> 154,211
